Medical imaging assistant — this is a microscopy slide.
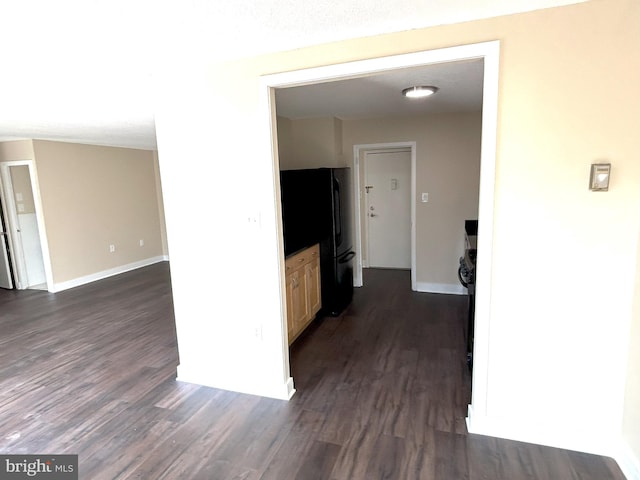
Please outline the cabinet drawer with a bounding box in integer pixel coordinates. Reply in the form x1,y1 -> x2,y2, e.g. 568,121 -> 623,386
285,244 -> 319,272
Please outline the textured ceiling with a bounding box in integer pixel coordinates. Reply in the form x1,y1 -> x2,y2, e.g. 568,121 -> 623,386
0,0 -> 586,150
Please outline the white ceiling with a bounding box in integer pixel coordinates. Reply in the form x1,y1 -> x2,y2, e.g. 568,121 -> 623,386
0,0 -> 586,150
275,59 -> 484,120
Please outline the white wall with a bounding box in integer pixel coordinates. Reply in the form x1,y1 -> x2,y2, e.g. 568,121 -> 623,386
622,235 -> 640,476
155,62 -> 292,399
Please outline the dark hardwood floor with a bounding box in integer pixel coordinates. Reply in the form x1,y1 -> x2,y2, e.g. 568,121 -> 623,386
0,263 -> 626,479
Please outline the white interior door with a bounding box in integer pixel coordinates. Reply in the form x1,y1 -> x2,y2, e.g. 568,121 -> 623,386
10,166 -> 46,288
364,150 -> 411,269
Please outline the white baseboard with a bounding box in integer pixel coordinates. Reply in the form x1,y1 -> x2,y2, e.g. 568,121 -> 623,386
285,376 -> 296,400
466,404 -> 617,458
616,439 -> 640,480
414,281 -> 466,295
177,366 -> 295,401
51,255 -> 169,292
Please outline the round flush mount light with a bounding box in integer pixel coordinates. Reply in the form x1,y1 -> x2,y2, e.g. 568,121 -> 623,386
402,86 -> 439,99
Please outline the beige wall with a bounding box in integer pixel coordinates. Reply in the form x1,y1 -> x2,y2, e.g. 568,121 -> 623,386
32,140 -> 165,284
155,0 -> 640,459
276,116 -> 293,167
278,117 -> 345,169
343,112 -> 481,286
0,141 -> 37,215
0,140 -> 35,162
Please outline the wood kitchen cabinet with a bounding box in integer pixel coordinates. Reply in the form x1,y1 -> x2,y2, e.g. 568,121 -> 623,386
285,244 -> 321,344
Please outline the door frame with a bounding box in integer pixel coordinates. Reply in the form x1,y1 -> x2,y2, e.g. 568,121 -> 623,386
0,160 -> 53,291
353,143 -> 416,288
0,192 -> 15,289
260,40 -> 500,421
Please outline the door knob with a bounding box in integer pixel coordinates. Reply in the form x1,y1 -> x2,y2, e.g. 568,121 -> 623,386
370,213 -> 378,217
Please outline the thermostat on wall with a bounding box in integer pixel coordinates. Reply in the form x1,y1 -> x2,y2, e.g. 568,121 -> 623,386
589,163 -> 611,192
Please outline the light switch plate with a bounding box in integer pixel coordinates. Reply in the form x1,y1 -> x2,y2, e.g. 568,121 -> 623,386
421,193 -> 429,203
590,163 -> 611,191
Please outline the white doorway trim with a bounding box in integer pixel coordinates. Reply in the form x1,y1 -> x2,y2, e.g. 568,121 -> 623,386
0,160 -> 54,292
353,142 -> 417,290
260,41 -> 500,423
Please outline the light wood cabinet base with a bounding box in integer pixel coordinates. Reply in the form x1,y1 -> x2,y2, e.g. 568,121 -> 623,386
285,244 -> 321,344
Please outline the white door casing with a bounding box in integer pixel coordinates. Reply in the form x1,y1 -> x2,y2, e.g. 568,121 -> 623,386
364,150 -> 411,269
0,161 -> 53,291
261,40 -> 500,422
353,142 -> 417,289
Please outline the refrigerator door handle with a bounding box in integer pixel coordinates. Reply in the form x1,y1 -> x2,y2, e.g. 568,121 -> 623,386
338,251 -> 356,263
333,177 -> 342,247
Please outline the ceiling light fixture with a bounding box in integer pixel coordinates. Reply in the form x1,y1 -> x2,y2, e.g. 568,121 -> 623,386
402,86 -> 439,99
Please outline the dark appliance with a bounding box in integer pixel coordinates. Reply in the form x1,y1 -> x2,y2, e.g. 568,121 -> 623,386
458,219 -> 477,369
280,168 -> 355,316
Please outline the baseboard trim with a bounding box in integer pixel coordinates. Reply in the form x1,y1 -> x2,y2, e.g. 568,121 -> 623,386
177,366 -> 294,401
285,376 -> 296,400
616,439 -> 640,480
51,256 -> 169,292
466,405 -> 616,458
414,281 -> 466,295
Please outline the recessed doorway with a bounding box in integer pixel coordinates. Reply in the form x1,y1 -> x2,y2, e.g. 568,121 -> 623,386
262,41 -> 500,422
0,161 -> 52,291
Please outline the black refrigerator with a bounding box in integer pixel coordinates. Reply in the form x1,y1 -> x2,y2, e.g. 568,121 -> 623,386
280,167 -> 355,316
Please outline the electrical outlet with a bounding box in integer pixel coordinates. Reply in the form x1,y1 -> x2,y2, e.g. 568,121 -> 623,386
109,244 -> 115,253
253,325 -> 263,340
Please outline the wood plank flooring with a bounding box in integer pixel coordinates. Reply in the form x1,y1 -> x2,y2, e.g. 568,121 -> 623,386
0,263 -> 626,479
